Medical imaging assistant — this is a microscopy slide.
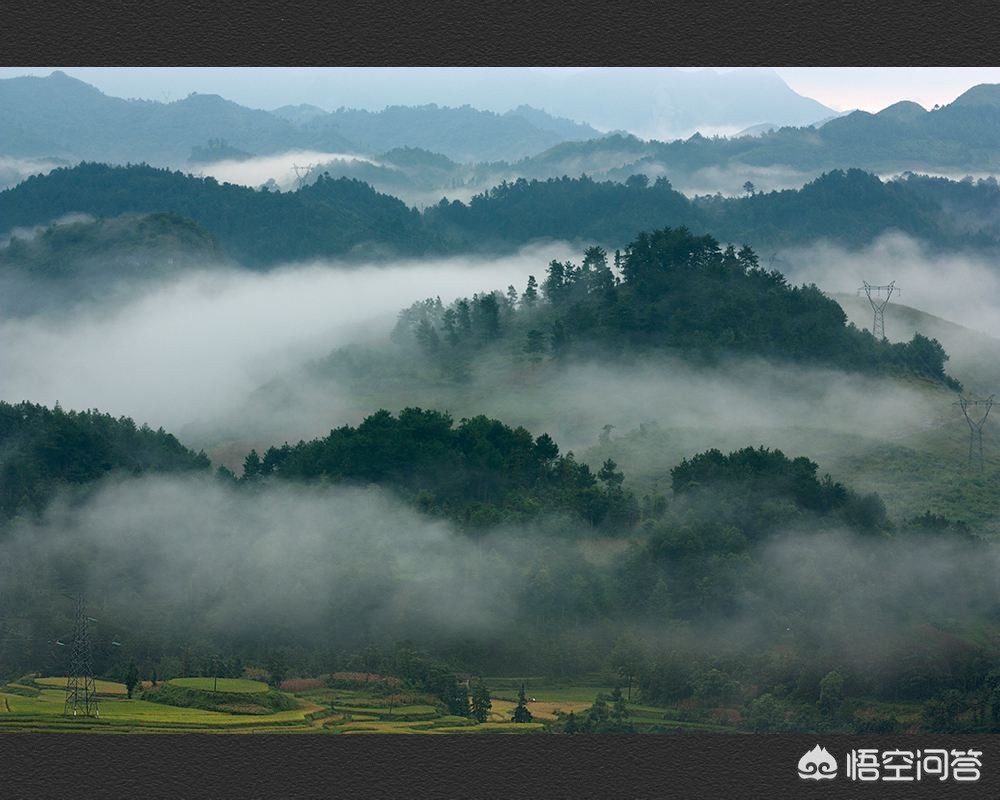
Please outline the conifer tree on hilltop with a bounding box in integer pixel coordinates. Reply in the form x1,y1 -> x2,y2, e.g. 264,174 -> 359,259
512,683 -> 533,723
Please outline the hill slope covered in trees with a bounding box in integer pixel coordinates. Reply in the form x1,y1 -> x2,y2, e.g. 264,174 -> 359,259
0,401 -> 210,527
392,226 -> 960,389
3,165 -> 998,270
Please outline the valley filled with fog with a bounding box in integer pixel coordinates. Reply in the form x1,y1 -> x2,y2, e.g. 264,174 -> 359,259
4,67 -> 1000,736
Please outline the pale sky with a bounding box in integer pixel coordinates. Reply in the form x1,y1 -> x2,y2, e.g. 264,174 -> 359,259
771,67 -> 1000,112
1,66 -> 998,114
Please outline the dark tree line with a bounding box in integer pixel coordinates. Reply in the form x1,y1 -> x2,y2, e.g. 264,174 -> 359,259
4,165 -> 998,273
239,407 -> 638,530
395,226 -> 960,388
0,400 -> 210,527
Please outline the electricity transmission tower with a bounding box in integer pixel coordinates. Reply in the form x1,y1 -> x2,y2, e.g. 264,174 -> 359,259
64,593 -> 99,717
291,163 -> 316,189
955,395 -> 994,472
858,281 -> 898,341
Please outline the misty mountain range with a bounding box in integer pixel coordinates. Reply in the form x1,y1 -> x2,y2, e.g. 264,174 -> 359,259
6,72 -> 1000,212
0,70 -> 839,171
0,71 -> 602,165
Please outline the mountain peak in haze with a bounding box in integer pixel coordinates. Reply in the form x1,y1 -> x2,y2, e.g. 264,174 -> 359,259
950,83 -> 1000,108
876,100 -> 928,122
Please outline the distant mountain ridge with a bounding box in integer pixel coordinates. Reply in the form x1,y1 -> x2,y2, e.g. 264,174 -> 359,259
502,86 -> 1000,192
0,72 -> 602,166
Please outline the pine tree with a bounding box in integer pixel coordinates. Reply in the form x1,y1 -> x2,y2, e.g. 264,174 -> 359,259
506,285 -> 519,310
512,683 -> 533,723
242,449 -> 262,480
522,275 -> 539,308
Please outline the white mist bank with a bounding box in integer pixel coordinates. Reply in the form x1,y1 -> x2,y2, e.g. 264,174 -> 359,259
779,232 -> 1000,340
0,244 -> 576,431
193,150 -> 382,191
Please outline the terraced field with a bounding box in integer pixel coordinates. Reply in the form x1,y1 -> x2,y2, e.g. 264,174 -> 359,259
0,675 -> 735,733
0,676 -> 326,733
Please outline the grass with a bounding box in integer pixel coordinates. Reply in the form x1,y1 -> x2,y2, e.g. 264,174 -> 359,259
168,677 -> 269,693
34,677 -> 127,695
0,688 -> 323,732
0,675 -> 730,735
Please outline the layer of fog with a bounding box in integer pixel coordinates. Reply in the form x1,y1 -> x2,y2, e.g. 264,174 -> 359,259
5,227 -> 995,482
1,212 -> 96,247
222,341 -> 947,480
777,232 -> 1000,394
0,156 -> 72,192
690,526 -> 1000,667
671,163 -> 826,197
0,476 -> 529,647
780,233 -> 1000,340
192,150 -> 381,191
182,147 -> 839,207
5,473 -> 999,668
0,244 -> 576,434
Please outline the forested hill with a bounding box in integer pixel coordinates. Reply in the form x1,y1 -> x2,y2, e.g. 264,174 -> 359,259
393,227 -> 960,389
238,408 -> 638,531
0,164 -> 432,266
0,212 -> 226,314
0,401 -> 210,526
2,165 -> 997,268
0,212 -> 221,277
427,168 -> 974,251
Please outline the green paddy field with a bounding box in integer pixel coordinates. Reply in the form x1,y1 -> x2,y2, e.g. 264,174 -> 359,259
0,674 -> 745,734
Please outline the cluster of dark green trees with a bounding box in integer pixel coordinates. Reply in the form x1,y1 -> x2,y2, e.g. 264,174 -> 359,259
616,445 -> 889,621
4,165 -> 999,273
555,686 -> 634,734
0,212 -> 220,280
0,401 -> 210,526
0,164 -> 429,266
5,398 -> 997,731
395,226 -> 959,388
237,407 -> 637,530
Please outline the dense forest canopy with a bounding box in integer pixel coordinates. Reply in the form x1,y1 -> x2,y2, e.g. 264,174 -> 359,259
3,165 -> 999,271
239,408 -> 637,531
393,226 -> 959,389
0,401 -> 210,526
0,164 -> 432,266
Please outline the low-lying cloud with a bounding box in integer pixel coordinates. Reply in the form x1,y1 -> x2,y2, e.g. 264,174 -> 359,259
193,150 -> 381,191
0,244 -> 576,435
780,232 -> 1000,340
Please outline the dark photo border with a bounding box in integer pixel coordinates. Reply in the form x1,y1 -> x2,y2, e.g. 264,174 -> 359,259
2,2 -> 1000,798
3,0 -> 1000,65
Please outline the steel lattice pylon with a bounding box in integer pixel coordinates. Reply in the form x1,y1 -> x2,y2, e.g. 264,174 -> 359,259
955,395 -> 994,472
858,281 -> 898,341
64,593 -> 99,717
